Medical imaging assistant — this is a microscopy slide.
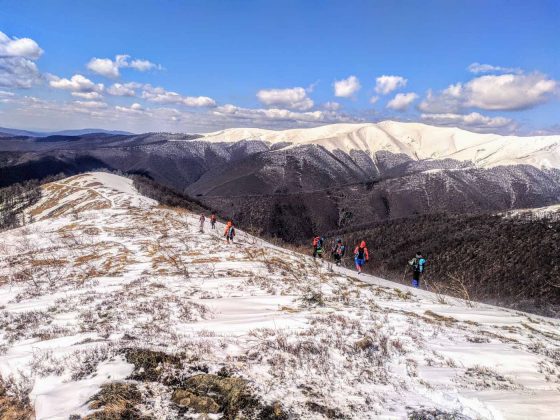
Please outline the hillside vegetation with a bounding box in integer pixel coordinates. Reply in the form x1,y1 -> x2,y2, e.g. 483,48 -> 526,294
323,213 -> 560,317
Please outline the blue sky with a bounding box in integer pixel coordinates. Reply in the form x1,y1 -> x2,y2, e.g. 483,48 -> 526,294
0,0 -> 558,133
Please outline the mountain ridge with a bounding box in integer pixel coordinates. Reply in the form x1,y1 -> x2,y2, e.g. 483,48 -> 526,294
201,121 -> 560,170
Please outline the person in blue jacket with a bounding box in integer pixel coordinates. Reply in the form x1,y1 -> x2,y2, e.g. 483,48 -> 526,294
409,252 -> 426,288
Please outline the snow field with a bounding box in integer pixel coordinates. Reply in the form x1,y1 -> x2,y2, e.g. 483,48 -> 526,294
0,173 -> 558,419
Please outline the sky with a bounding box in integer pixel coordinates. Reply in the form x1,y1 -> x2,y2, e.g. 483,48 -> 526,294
0,0 -> 558,134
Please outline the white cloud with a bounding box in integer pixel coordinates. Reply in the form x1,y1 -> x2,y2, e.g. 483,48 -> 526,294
467,62 -> 522,74
87,58 -> 119,78
375,75 -> 407,95
0,31 -> 43,88
369,96 -> 379,105
73,100 -> 108,109
466,73 -> 557,110
49,74 -> 104,93
141,85 -> 216,107
71,91 -> 103,100
421,112 -> 514,130
420,73 -> 558,113
323,101 -> 341,111
87,54 -> 161,78
129,59 -> 158,71
213,104 -> 360,126
256,87 -> 313,111
107,82 -> 142,97
334,75 -> 361,97
116,102 -> 145,114
0,31 -> 43,59
386,92 -> 418,111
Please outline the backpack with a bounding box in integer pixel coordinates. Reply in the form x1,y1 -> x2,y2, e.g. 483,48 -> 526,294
313,237 -> 323,248
357,247 -> 365,259
410,257 -> 426,272
334,244 -> 345,255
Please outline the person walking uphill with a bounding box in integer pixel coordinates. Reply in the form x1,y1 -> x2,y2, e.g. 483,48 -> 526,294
312,236 -> 324,259
210,213 -> 217,230
408,252 -> 426,288
354,241 -> 369,274
199,213 -> 206,233
224,220 -> 235,244
331,238 -> 346,266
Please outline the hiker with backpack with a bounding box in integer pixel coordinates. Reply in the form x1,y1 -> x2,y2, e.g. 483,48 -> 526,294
199,213 -> 206,233
331,238 -> 346,266
210,213 -> 217,230
353,241 -> 369,274
224,220 -> 235,244
312,236 -> 324,259
408,252 -> 426,288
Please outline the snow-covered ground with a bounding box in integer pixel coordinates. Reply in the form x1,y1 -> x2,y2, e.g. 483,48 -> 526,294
0,172 -> 559,419
502,203 -> 560,219
201,121 -> 560,171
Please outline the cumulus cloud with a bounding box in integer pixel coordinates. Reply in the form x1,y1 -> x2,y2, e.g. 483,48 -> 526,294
369,96 -> 379,105
116,102 -> 145,114
256,87 -> 313,111
375,75 -> 407,95
141,85 -> 216,107
87,54 -> 161,78
213,104 -> 360,126
467,62 -> 522,74
387,92 -> 418,111
334,75 -> 361,97
420,73 -> 558,113
71,91 -> 103,100
49,74 -> 104,93
107,82 -> 142,97
421,112 -> 514,131
0,31 -> 43,59
0,31 -> 43,88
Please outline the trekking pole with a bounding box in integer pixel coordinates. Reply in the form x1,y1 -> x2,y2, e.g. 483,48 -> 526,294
402,265 -> 408,283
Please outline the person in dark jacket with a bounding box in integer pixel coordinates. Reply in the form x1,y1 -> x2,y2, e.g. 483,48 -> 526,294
408,252 -> 426,288
331,238 -> 346,266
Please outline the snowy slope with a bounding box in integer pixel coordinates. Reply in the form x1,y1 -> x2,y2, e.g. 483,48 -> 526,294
201,121 -> 560,170
0,173 -> 559,419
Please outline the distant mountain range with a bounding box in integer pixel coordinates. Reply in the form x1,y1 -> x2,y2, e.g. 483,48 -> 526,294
1,121 -> 560,241
0,127 -> 134,137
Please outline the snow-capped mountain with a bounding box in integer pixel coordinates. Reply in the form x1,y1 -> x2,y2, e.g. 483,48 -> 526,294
202,121 -> 560,170
0,172 -> 559,419
2,121 -> 560,243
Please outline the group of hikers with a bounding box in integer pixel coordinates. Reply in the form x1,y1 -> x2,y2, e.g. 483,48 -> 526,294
197,212 -> 426,288
312,236 -> 426,288
198,212 -> 236,243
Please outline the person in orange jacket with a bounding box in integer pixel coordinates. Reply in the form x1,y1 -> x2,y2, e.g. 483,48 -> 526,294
354,240 -> 369,274
224,220 -> 235,244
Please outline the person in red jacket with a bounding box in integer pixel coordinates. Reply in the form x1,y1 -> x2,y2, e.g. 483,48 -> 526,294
354,240 -> 369,274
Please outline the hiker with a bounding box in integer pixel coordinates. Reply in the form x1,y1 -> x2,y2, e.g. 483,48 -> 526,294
199,213 -> 206,232
331,238 -> 346,266
312,236 -> 324,259
210,213 -> 217,229
224,220 -> 235,244
408,252 -> 426,288
353,240 -> 369,274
